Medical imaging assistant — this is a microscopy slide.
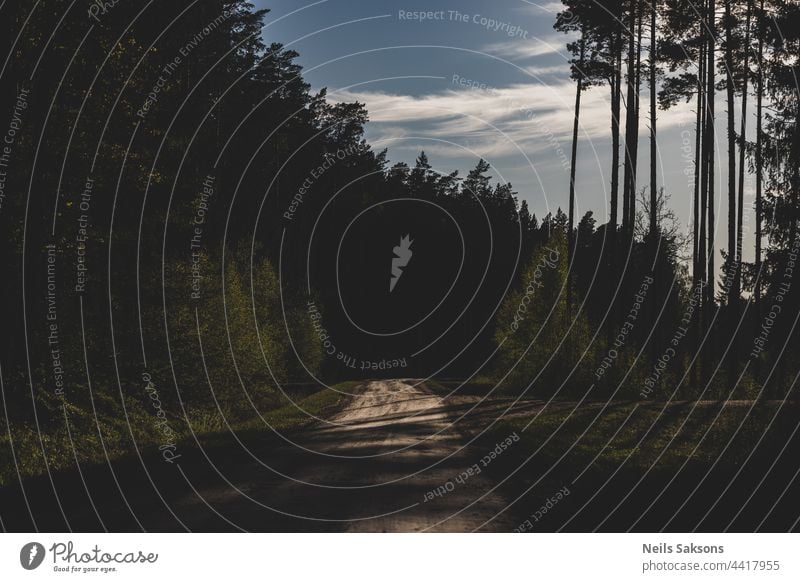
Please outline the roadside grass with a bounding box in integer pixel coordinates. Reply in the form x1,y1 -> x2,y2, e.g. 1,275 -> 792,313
471,399 -> 799,529
0,383 -> 353,487
484,399 -> 799,476
262,380 -> 356,430
200,381 -> 356,444
427,377 -> 508,396
420,380 -> 797,473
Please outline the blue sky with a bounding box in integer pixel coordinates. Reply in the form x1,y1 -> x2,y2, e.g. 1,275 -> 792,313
254,0 -> 753,264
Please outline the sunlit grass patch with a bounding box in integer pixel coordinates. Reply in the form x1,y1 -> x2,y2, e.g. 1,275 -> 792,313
0,383 -> 352,486
490,400 -> 798,473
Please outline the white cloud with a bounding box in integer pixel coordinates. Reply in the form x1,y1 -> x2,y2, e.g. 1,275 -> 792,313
480,35 -> 570,62
524,64 -> 568,77
332,82 -> 697,161
516,1 -> 566,16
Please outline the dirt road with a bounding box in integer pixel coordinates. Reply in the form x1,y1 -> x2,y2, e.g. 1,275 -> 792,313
155,379 -> 531,532
7,383 -> 795,532
0,379 -> 540,532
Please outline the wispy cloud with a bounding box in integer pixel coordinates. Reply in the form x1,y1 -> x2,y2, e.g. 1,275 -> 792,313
516,1 -> 566,17
332,82 -> 696,160
524,64 -> 568,77
480,35 -> 569,61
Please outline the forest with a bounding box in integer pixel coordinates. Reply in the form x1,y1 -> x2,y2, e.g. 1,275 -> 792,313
0,0 -> 798,496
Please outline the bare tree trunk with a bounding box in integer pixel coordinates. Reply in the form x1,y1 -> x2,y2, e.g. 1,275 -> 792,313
697,35 -> 709,387
649,0 -> 658,239
706,0 -> 716,309
725,0 -> 737,305
609,33 -> 622,330
754,0 -> 764,305
735,0 -> 752,303
622,0 -> 638,235
630,7 -> 644,230
699,35 -> 709,296
611,34 -> 622,233
694,42 -> 705,290
568,34 -> 585,309
692,40 -> 706,392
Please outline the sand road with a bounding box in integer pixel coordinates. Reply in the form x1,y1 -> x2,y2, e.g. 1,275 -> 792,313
158,379 -> 528,532
0,380 -> 539,532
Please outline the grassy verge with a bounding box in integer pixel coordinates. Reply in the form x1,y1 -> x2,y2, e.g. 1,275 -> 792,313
427,377 -> 512,397
0,383 -> 354,487
487,400 -> 798,472
259,381 -> 356,430
473,400 -> 799,529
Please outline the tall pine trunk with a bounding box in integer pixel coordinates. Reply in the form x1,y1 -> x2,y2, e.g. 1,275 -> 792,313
754,0 -> 764,304
735,0 -> 753,303
611,33 -> 622,233
609,33 -> 623,327
692,40 -> 706,391
568,34 -> 585,308
725,0 -> 737,305
705,0 -> 716,309
700,41 -> 709,293
622,0 -> 638,235
630,9 -> 644,230
694,42 -> 705,291
649,0 -> 658,239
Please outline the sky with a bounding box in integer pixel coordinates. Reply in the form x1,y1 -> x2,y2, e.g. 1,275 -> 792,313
253,0 -> 756,266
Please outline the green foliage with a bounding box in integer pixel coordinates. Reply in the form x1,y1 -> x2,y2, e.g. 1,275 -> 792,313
0,383 -> 346,487
494,226 -> 597,398
490,400 -> 798,472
